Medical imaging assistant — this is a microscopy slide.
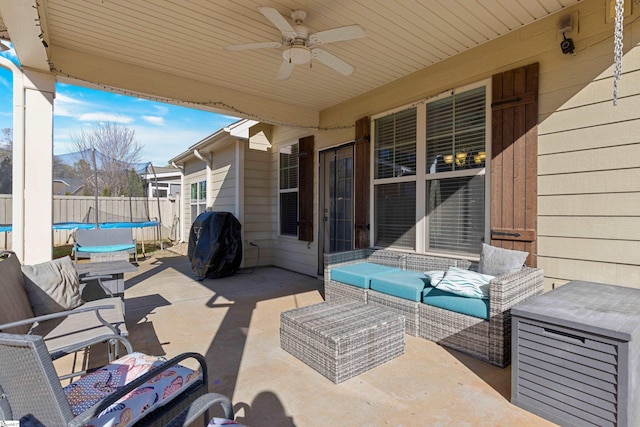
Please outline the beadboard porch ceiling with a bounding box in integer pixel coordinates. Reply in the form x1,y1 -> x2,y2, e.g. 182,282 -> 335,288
0,0 -> 580,120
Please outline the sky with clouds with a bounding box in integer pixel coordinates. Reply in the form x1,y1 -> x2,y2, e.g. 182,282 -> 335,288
0,44 -> 238,165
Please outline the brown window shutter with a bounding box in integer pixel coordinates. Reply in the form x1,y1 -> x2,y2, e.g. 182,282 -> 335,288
491,63 -> 539,266
298,135 -> 314,242
354,117 -> 370,248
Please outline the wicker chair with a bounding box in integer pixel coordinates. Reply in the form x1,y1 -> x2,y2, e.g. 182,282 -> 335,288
0,333 -> 235,427
0,251 -> 131,369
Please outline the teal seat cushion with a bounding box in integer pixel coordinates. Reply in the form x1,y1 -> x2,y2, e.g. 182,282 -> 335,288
370,271 -> 429,302
422,286 -> 490,320
77,244 -> 135,253
330,262 -> 399,289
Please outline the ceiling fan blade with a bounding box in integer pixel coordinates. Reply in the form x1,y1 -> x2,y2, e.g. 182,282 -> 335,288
310,25 -> 366,45
311,48 -> 354,76
277,59 -> 295,80
224,41 -> 282,52
258,7 -> 297,39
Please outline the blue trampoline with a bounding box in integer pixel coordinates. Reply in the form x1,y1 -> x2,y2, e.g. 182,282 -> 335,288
52,221 -> 160,230
98,221 -> 160,229
53,222 -> 96,230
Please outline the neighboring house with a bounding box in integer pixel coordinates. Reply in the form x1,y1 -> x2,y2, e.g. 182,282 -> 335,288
170,119 -> 267,269
140,165 -> 181,199
52,177 -> 84,195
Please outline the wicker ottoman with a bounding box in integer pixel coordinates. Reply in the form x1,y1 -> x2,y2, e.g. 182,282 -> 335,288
280,301 -> 405,383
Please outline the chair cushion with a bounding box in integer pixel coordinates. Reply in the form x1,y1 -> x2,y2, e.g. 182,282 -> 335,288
21,256 -> 83,317
369,271 -> 428,301
0,253 -> 34,334
422,286 -> 490,320
76,244 -> 136,253
434,267 -> 494,299
64,352 -> 201,427
478,243 -> 528,276
330,263 -> 399,289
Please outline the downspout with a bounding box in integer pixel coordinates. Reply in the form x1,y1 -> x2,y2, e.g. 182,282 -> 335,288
193,148 -> 212,208
0,57 -> 25,261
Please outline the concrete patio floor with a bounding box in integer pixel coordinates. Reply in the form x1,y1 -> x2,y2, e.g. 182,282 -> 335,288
58,251 -> 556,426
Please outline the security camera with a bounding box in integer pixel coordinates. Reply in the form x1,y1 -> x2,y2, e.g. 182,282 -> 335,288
560,35 -> 575,55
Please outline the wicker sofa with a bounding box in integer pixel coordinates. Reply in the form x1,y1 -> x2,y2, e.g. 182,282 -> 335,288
323,248 -> 543,367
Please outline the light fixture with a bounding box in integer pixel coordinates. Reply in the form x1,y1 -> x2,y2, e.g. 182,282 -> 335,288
443,155 -> 453,165
474,151 -> 486,164
455,152 -> 467,167
282,45 -> 311,65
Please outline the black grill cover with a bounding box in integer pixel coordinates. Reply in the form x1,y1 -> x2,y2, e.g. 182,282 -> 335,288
188,211 -> 242,279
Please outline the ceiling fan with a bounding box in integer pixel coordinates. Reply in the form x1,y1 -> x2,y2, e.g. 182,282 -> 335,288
224,7 -> 366,80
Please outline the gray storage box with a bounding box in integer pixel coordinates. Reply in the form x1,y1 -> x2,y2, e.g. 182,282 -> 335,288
511,280 -> 640,427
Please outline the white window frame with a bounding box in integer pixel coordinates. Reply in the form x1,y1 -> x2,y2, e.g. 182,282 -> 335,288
370,79 -> 491,258
190,179 -> 207,219
278,142 -> 299,237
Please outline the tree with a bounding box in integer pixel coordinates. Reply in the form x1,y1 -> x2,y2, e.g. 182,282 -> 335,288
71,122 -> 143,196
0,128 -> 12,194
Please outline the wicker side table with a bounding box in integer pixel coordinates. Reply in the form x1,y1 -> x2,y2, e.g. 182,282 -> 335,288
280,301 -> 405,384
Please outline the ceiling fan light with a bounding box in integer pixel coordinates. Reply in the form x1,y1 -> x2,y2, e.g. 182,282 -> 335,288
282,45 -> 310,65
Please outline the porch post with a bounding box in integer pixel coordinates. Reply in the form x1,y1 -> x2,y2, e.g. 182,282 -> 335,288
14,69 -> 55,264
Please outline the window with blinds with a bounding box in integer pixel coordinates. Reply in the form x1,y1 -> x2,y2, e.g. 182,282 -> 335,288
280,143 -> 299,190
374,108 -> 417,179
279,143 -> 299,236
372,82 -> 488,256
425,86 -> 487,255
375,182 -> 416,249
427,175 -> 485,254
426,87 -> 486,173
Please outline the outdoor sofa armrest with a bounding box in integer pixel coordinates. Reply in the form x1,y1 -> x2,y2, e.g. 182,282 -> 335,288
69,352 -> 210,427
488,266 -> 544,316
0,303 -> 133,358
324,248 -> 371,268
0,304 -> 115,331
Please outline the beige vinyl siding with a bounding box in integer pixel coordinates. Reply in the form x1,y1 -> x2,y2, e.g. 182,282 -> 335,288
269,126 -> 318,277
243,145 -> 272,267
537,27 -> 640,290
210,148 -> 237,214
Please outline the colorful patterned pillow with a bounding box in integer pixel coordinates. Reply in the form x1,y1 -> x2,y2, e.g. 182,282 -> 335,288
63,352 -> 201,426
424,270 -> 446,287
434,267 -> 495,299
